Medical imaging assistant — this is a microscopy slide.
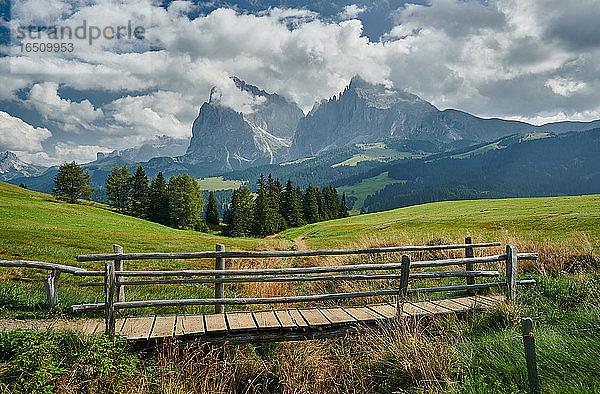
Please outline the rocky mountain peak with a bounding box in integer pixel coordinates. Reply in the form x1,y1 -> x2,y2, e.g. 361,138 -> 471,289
0,151 -> 46,181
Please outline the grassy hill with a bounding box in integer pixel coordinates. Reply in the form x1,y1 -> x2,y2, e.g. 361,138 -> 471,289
1,181 -> 600,392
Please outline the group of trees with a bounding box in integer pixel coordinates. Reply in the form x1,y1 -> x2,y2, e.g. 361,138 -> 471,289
52,162 -> 94,203
105,164 -> 208,231
224,174 -> 349,237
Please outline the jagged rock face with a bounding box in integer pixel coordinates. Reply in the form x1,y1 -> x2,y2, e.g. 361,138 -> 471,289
97,135 -> 189,163
290,76 -> 443,158
183,78 -> 302,171
0,151 -> 46,181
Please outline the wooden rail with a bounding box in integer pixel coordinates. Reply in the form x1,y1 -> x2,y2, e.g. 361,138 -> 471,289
69,241 -> 538,339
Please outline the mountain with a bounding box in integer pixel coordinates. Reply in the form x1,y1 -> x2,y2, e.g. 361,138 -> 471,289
0,151 -> 47,181
182,78 -> 303,172
97,135 -> 189,163
290,76 -> 600,158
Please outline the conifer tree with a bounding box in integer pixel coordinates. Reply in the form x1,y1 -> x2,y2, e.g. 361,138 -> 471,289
205,191 -> 220,226
228,186 -> 254,237
168,174 -> 204,230
302,185 -> 321,223
340,192 -> 350,217
105,164 -> 131,212
130,164 -> 150,218
149,172 -> 170,225
281,179 -> 304,228
53,161 -> 94,203
253,174 -> 286,236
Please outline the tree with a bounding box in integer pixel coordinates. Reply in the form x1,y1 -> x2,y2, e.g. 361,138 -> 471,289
149,172 -> 170,226
105,165 -> 131,212
281,179 -> 304,228
130,164 -> 150,218
302,185 -> 321,223
321,186 -> 341,220
227,186 -> 255,237
53,161 -> 93,203
253,174 -> 286,237
205,191 -> 220,226
168,174 -> 204,230
339,192 -> 349,217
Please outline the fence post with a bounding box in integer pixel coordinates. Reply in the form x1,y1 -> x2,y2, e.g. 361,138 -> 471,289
465,237 -> 475,295
397,254 -> 411,316
506,244 -> 518,302
521,318 -> 541,393
44,269 -> 61,307
215,244 -> 225,314
114,244 -> 125,303
105,260 -> 116,339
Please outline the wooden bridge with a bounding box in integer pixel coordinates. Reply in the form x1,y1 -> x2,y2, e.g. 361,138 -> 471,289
1,239 -> 537,344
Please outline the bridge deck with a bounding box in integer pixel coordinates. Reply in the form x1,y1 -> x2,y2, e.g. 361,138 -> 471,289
81,295 -> 503,344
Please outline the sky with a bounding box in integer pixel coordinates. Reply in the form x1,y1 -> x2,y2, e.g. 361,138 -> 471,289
1,0 -> 599,166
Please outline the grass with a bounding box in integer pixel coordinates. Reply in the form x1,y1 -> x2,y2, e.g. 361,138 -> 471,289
195,176 -> 245,191
337,172 -> 405,213
1,181 -> 600,392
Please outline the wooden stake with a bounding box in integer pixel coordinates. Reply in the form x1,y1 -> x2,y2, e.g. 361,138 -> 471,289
215,244 -> 225,314
506,245 -> 518,302
521,318 -> 540,393
105,260 -> 116,339
44,269 -> 61,307
465,237 -> 475,293
114,244 -> 125,303
397,254 -> 411,315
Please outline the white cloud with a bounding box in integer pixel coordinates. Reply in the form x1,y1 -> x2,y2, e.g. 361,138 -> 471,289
0,111 -> 52,152
545,77 -> 587,97
339,5 -> 366,20
54,142 -> 111,164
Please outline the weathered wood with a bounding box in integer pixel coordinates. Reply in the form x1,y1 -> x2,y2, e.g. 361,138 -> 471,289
506,245 -> 518,302
274,310 -> 299,328
76,242 -> 502,262
397,254 -> 411,314
287,309 -> 309,327
78,270 -> 500,287
44,269 -> 61,307
81,319 -> 102,336
320,308 -> 356,324
422,300 -> 455,314
214,244 -> 225,314
408,281 -> 507,294
114,245 -> 125,303
367,303 -> 398,319
465,237 -> 475,292
149,315 -> 176,339
204,313 -> 228,333
253,311 -> 281,329
0,259 -> 87,275
343,306 -> 385,322
110,255 -> 506,277
521,317 -> 541,394
298,309 -> 330,327
431,298 -> 470,313
175,315 -> 205,336
226,312 -> 257,330
104,261 -> 116,339
118,316 -> 155,340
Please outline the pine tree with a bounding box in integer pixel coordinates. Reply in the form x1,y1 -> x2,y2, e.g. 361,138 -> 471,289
302,185 -> 321,223
281,179 -> 304,228
253,174 -> 286,236
228,186 -> 254,237
321,186 -> 341,220
168,174 -> 204,230
340,192 -> 349,217
105,165 -> 131,212
149,172 -> 170,226
205,191 -> 220,226
130,164 -> 150,218
53,161 -> 94,203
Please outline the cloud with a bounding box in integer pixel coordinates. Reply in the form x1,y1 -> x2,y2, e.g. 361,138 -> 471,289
0,111 -> 52,152
545,77 -> 586,97
339,5 -> 366,20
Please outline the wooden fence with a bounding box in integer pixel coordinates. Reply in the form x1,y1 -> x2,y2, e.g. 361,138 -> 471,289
71,240 -> 537,338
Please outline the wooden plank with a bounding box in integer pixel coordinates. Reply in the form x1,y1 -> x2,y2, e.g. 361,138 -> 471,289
175,315 -> 205,336
118,316 -> 155,340
428,299 -> 461,313
253,311 -> 281,329
82,319 -> 101,336
433,298 -> 470,313
149,315 -> 176,339
298,309 -> 330,327
274,310 -> 299,328
343,306 -> 385,322
287,309 -> 309,327
367,303 -> 397,319
412,300 -> 453,315
226,312 -> 257,331
481,294 -> 504,305
320,308 -> 356,324
204,313 -> 228,333
399,301 -> 428,317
